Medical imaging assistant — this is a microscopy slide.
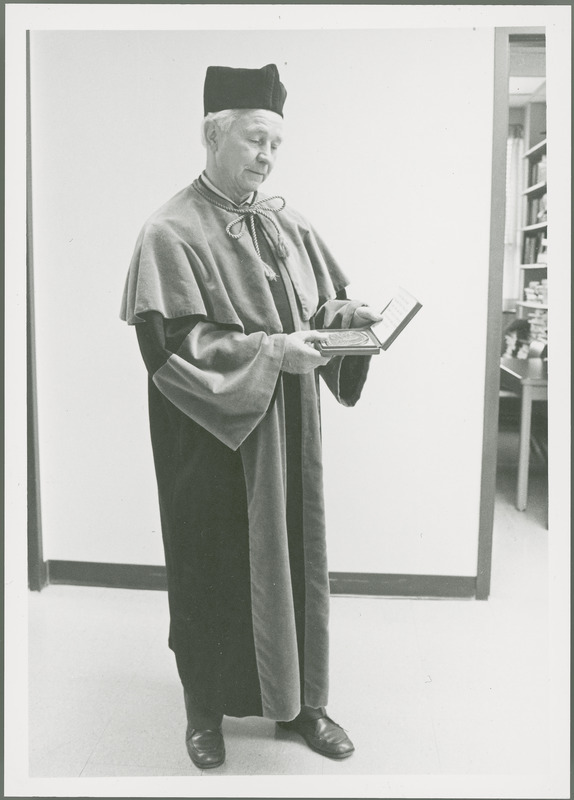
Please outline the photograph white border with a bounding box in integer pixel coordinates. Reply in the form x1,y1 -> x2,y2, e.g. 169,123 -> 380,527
5,4 -> 571,798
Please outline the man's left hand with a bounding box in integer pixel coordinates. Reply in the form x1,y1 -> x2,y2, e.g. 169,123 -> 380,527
351,306 -> 384,328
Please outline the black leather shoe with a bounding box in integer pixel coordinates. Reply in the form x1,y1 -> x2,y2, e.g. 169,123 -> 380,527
277,714 -> 355,759
186,728 -> 225,769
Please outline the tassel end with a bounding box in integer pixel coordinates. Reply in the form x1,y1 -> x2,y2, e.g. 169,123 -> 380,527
275,236 -> 289,260
262,262 -> 278,281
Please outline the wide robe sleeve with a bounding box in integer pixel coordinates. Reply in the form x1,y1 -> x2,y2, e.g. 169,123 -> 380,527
314,298 -> 372,408
136,311 -> 287,451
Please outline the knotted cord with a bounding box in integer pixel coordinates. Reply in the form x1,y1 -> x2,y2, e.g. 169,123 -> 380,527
193,182 -> 289,281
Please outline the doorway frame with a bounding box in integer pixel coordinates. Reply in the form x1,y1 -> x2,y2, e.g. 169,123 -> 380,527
26,31 -> 48,592
475,26 -> 546,600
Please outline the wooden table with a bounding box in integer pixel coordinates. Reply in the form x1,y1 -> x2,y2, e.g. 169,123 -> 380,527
500,356 -> 548,511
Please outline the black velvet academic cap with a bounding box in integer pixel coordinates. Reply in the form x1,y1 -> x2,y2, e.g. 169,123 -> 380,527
203,63 -> 287,117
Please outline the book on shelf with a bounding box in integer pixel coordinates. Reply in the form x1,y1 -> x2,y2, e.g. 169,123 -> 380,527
523,231 -> 547,264
527,307 -> 548,345
529,198 -> 540,225
536,237 -> 548,263
316,287 -> 422,356
529,153 -> 547,185
528,196 -> 547,225
523,236 -> 536,264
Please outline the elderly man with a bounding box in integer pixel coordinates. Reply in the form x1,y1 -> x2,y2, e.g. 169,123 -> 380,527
121,63 -> 381,769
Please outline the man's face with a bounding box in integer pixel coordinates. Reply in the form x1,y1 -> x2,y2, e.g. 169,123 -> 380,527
211,110 -> 284,203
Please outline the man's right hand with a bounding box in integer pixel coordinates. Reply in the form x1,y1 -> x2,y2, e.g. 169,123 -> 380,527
281,330 -> 333,374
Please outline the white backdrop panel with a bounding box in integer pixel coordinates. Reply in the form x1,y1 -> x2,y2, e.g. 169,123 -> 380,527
31,28 -> 493,572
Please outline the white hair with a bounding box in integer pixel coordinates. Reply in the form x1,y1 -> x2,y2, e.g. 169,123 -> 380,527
200,109 -> 245,147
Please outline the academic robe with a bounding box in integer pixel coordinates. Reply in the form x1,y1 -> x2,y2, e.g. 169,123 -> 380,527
120,177 -> 371,722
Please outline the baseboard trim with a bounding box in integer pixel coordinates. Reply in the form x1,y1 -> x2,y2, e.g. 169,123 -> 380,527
329,572 -> 476,598
47,560 -> 168,591
46,560 -> 477,598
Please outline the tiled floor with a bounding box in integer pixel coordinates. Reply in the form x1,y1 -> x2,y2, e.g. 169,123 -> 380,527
28,452 -> 552,782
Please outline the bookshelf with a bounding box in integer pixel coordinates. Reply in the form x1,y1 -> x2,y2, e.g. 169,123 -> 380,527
517,82 -> 547,350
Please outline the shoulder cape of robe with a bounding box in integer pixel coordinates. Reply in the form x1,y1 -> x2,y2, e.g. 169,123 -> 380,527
120,178 -> 371,721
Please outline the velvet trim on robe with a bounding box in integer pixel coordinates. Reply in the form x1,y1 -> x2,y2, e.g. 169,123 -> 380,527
122,180 -> 372,721
120,178 -> 350,331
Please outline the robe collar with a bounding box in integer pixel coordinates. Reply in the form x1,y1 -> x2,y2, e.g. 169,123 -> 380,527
194,175 -> 289,281
200,171 -> 254,208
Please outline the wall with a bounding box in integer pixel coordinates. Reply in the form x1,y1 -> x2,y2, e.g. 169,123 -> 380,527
30,28 -> 494,575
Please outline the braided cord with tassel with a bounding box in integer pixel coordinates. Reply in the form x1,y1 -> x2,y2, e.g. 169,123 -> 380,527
193,183 -> 289,280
